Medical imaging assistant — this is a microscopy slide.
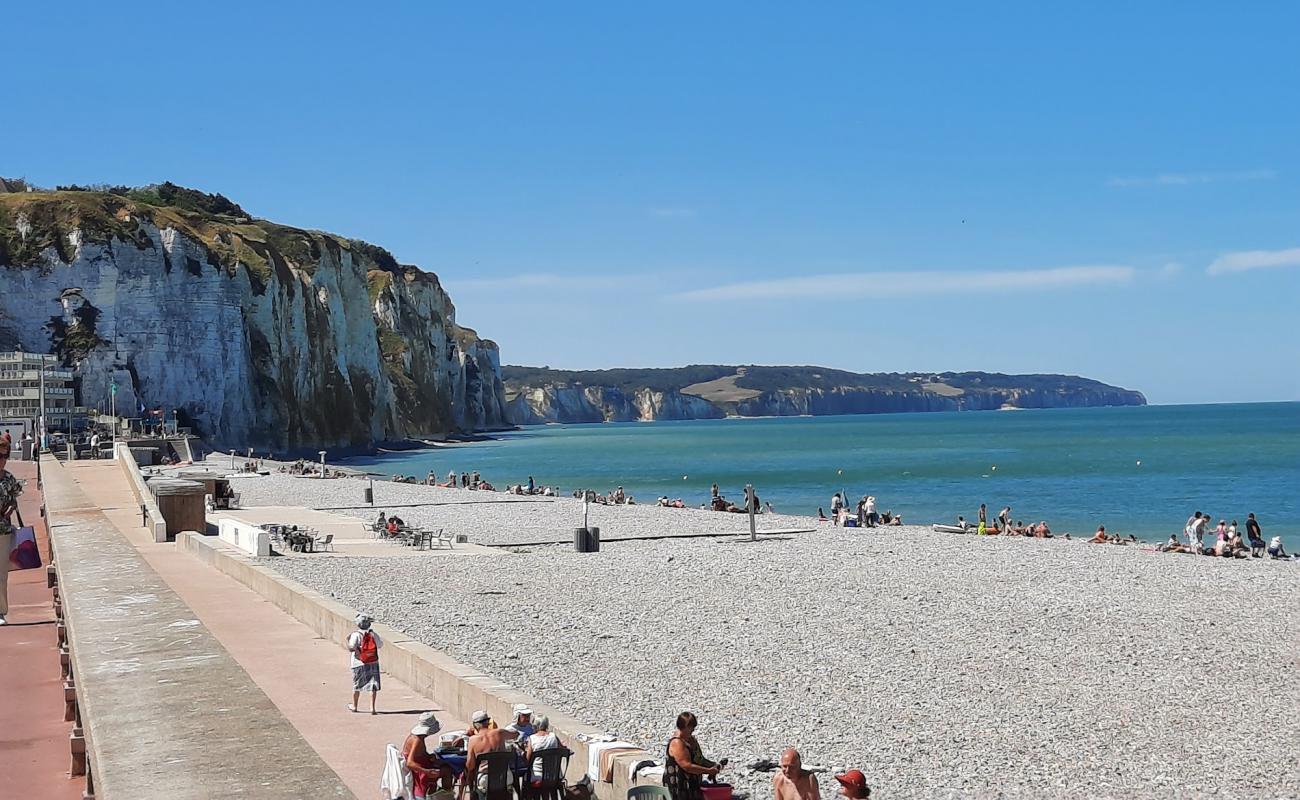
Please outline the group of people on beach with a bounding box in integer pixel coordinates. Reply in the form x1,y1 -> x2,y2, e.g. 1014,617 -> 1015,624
278,458 -> 347,478
368,637 -> 877,800
956,504 -> 1058,538
820,492 -> 903,527
1158,511 -> 1291,559
572,486 -> 637,506
705,483 -> 775,514
667,711 -> 871,800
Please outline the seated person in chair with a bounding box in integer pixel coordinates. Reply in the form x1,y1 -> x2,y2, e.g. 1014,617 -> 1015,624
463,710 -> 518,799
525,715 -> 563,783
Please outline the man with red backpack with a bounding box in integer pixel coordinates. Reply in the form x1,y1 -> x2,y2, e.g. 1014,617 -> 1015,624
347,613 -> 383,713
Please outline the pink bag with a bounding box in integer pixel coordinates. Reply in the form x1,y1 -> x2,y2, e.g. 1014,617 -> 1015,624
700,783 -> 733,800
8,526 -> 41,570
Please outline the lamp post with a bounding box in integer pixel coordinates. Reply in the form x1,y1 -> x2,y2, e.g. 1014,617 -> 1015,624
318,450 -> 326,479
38,356 -> 46,452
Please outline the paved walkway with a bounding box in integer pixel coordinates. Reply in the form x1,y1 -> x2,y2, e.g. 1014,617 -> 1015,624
0,460 -> 82,800
60,460 -> 468,797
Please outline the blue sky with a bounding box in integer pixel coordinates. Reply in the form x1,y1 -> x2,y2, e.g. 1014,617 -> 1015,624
6,2 -> 1299,404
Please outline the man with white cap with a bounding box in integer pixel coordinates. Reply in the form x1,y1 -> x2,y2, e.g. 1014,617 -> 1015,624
506,704 -> 536,744
403,712 -> 454,797
463,710 -> 519,798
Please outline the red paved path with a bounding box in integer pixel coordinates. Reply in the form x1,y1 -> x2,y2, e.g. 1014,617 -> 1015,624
0,459 -> 83,800
64,459 -> 469,798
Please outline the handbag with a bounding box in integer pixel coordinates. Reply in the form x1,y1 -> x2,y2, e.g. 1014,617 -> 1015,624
8,506 -> 41,570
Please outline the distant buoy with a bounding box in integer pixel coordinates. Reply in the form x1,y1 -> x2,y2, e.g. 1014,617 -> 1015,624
1136,460 -> 1141,467
837,469 -> 843,476
682,475 -> 688,480
991,465 -> 997,471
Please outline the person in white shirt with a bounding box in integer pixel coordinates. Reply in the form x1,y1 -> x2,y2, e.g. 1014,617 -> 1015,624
525,715 -> 563,780
346,613 -> 383,713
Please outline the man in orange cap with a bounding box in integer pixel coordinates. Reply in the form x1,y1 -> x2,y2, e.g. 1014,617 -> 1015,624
833,769 -> 870,798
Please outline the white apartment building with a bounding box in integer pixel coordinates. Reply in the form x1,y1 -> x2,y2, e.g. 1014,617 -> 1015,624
0,351 -> 87,432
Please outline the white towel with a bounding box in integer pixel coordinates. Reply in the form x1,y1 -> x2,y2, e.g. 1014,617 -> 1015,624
587,740 -> 637,781
381,742 -> 413,800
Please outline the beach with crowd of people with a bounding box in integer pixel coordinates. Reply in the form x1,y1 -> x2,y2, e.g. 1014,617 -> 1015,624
222,463 -> 1300,799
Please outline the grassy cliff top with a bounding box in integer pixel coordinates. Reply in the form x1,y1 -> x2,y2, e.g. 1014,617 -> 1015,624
0,182 -> 442,295
502,364 -> 1144,399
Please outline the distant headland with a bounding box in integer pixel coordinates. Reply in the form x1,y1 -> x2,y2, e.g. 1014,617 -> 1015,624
503,364 -> 1146,424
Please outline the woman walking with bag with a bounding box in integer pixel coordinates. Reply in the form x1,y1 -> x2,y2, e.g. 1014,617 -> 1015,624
0,437 -> 23,626
346,613 -> 383,713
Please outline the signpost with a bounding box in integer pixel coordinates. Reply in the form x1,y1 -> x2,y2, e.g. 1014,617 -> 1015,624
746,483 -> 757,541
110,380 -> 118,446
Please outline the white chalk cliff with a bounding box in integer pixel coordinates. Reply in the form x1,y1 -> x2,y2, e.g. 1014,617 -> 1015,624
0,187 -> 507,451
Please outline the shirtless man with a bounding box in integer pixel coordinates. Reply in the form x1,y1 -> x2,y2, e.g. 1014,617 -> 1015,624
773,748 -> 820,800
462,710 -> 518,799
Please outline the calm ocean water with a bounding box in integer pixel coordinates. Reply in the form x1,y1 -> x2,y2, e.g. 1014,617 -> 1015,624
344,402 -> 1300,547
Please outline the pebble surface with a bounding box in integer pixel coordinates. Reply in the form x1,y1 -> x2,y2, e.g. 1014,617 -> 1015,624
249,474 -> 1300,798
234,472 -> 822,544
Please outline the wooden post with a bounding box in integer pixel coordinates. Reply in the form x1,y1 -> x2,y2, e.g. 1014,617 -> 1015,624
746,484 -> 756,541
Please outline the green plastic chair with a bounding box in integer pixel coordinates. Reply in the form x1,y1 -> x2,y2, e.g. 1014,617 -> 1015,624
627,786 -> 672,800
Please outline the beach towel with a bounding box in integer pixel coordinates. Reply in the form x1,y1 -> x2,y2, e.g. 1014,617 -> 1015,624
585,740 -> 636,782
381,742 -> 413,799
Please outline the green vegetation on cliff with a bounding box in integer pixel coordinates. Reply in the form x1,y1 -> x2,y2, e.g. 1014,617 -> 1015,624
0,182 -> 424,296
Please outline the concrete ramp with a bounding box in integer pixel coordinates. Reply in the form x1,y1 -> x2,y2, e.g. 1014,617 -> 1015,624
42,458 -> 356,799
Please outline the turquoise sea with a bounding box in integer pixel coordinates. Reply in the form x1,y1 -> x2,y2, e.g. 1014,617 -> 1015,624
344,402 -> 1300,548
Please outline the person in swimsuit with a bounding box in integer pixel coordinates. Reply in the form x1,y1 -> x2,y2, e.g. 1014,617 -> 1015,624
403,712 -> 454,797
665,712 -> 721,800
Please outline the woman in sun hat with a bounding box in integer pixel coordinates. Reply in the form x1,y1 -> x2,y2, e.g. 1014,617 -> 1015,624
346,613 -> 383,713
403,711 -> 454,797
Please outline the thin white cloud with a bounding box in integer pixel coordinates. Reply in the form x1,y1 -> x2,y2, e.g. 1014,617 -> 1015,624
1207,247 -> 1300,276
1158,262 -> 1184,279
445,272 -> 649,292
649,207 -> 696,218
1107,169 -> 1275,188
676,265 -> 1136,302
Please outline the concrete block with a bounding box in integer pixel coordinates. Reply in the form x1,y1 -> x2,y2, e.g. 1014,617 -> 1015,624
64,680 -> 77,722
70,728 -> 87,776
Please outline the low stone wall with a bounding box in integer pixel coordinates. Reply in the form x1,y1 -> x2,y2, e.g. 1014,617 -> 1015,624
41,456 -> 356,800
112,442 -> 167,543
176,533 -> 660,799
217,518 -> 271,556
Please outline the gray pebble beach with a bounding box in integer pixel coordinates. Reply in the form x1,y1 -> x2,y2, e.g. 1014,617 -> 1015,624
247,473 -> 1300,798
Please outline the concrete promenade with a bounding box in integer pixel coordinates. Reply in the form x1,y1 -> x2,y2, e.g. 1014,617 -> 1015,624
57,458 -> 467,797
0,460 -> 82,800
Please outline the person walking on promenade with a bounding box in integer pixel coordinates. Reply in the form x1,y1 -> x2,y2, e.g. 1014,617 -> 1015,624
346,613 -> 382,713
665,711 -> 722,800
0,437 -> 22,626
774,748 -> 820,800
833,769 -> 871,798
